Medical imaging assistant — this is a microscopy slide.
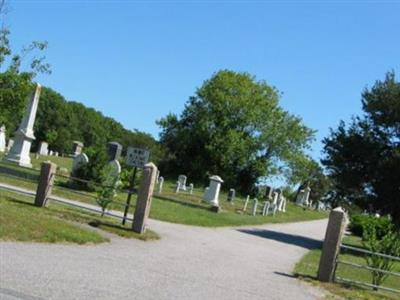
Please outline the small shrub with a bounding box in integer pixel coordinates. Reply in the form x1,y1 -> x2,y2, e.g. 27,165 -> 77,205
349,214 -> 392,239
362,222 -> 400,290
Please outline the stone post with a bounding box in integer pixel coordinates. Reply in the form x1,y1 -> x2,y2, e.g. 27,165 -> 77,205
35,161 -> 57,207
133,162 -> 158,234
317,207 -> 347,282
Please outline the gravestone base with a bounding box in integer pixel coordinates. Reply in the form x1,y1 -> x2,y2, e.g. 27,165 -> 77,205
5,133 -> 34,168
210,206 -> 221,213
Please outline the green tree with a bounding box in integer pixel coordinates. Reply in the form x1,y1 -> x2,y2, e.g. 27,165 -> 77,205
322,72 -> 400,225
158,70 -> 314,193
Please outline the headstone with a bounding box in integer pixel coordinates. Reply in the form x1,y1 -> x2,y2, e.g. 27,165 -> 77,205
252,199 -> 258,216
177,175 -> 187,191
303,186 -> 311,206
107,142 -> 122,161
72,141 -> 84,157
227,188 -> 236,202
0,125 -> 6,152
272,191 -> 279,206
189,183 -> 194,195
263,201 -> 271,216
38,141 -> 48,156
243,195 -> 250,212
6,139 -> 14,152
55,151 -> 59,157
296,189 -> 305,205
6,84 -> 41,168
175,181 -> 180,193
203,175 -> 223,208
278,193 -> 286,212
49,150 -> 54,156
157,176 -> 164,194
265,186 -> 273,200
72,153 -> 89,175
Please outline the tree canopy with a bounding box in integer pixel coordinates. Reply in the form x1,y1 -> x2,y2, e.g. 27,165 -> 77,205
158,70 -> 315,194
322,72 -> 400,224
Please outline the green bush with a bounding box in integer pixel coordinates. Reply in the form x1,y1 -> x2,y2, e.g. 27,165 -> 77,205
349,214 -> 392,239
73,147 -> 108,188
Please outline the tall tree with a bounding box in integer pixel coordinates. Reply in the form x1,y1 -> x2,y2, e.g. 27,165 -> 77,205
158,70 -> 314,193
322,72 -> 400,224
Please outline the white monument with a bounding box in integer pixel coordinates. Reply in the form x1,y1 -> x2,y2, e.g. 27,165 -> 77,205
5,84 -> 41,167
203,175 -> 223,207
0,125 -> 6,152
38,141 -> 48,156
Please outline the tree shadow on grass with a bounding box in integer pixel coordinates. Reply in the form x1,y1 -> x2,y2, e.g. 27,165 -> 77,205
237,228 -> 323,250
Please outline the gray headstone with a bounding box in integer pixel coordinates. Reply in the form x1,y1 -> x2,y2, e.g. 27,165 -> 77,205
107,142 -> 122,161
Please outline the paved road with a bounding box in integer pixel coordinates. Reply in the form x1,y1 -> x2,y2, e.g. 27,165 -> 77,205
0,216 -> 327,300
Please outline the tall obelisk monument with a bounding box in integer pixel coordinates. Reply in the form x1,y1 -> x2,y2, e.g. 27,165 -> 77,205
5,84 -> 42,168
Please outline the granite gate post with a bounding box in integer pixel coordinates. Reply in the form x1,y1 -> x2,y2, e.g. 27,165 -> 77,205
317,207 -> 347,282
35,161 -> 57,207
133,162 -> 158,234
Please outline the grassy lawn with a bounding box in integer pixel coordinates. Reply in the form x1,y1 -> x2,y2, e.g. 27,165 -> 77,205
294,235 -> 400,300
0,154 -> 328,227
0,190 -> 160,243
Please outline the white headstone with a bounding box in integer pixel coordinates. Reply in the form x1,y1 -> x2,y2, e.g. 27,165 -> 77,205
38,141 -> 48,156
243,195 -> 250,212
252,198 -> 258,216
177,175 -> 187,191
5,84 -> 41,167
49,150 -> 54,156
157,176 -> 164,194
72,153 -> 89,174
189,183 -> 194,195
304,187 -> 311,206
203,175 -> 223,207
0,125 -> 6,152
6,139 -> 14,152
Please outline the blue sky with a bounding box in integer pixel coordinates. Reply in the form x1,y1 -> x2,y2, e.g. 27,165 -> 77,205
6,0 -> 400,162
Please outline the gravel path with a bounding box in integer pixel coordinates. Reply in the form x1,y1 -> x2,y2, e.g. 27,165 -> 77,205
0,217 -> 327,300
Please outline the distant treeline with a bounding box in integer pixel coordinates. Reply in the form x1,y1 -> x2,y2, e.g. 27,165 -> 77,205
0,71 -> 163,162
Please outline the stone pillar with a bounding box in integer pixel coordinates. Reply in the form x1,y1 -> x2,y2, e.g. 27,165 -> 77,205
35,161 -> 57,207
133,162 -> 158,234
318,207 -> 347,282
6,84 -> 41,167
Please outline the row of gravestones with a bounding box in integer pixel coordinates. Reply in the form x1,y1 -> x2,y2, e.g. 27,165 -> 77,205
155,175 -> 289,216
240,187 -> 288,217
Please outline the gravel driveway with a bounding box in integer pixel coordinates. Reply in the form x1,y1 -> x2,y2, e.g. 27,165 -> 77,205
0,218 -> 327,300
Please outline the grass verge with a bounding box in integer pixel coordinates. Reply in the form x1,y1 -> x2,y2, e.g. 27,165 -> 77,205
0,190 -> 159,243
294,235 -> 400,300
